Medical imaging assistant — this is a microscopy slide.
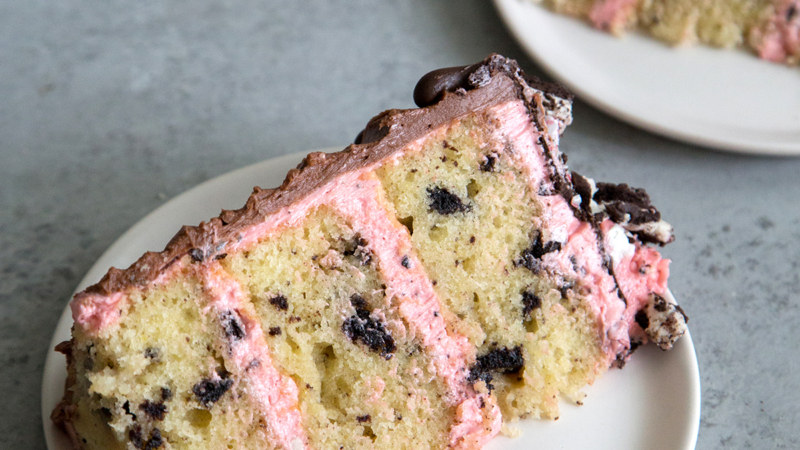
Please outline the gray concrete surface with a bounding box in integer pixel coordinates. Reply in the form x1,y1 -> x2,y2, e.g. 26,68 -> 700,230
1,1 -> 798,448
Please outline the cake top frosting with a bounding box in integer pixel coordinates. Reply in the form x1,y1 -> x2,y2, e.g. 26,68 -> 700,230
79,55 -> 573,298
78,54 -> 670,302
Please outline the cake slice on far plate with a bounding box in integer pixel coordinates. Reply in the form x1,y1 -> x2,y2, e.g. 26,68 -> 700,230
533,0 -> 800,65
52,54 -> 687,450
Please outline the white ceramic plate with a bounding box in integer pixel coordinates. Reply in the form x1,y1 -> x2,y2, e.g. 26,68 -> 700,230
494,0 -> 800,155
42,150 -> 701,450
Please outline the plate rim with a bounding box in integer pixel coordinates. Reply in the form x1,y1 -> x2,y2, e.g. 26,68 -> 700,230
42,149 -> 701,450
493,0 -> 800,156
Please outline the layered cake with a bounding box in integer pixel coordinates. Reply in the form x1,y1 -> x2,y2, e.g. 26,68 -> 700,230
534,0 -> 800,64
52,54 -> 688,450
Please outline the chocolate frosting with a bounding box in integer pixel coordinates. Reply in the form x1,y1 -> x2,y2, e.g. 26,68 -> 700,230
412,57 -> 573,108
78,54 -> 569,299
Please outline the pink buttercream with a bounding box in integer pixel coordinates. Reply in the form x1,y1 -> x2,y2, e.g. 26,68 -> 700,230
482,101 -> 549,192
589,0 -> 639,33
752,0 -> 800,62
448,397 -> 502,450
72,262 -> 183,334
323,173 -> 501,445
71,292 -> 126,333
201,264 -> 309,450
539,197 -> 629,364
600,220 -> 670,340
484,100 -> 658,365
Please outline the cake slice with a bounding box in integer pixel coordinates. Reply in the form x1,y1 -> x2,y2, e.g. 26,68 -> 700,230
52,54 -> 687,450
533,0 -> 800,65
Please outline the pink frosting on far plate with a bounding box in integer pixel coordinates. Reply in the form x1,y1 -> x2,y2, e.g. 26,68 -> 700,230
589,0 -> 639,33
752,0 -> 800,62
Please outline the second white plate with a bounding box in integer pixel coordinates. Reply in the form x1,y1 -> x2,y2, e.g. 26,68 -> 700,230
43,150 -> 701,450
494,0 -> 800,155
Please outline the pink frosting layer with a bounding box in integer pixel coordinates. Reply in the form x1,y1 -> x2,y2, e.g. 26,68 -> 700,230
71,291 -> 126,333
324,172 -> 500,447
200,264 -> 309,450
540,196 -> 629,364
752,0 -> 800,62
483,100 -> 627,361
329,175 -> 475,396
483,99 -> 671,364
600,220 -> 670,342
72,264 -> 182,334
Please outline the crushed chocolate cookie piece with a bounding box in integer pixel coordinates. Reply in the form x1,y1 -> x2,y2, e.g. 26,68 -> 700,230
188,248 -> 204,263
653,294 -> 669,312
343,233 -> 373,265
192,376 -> 234,408
357,414 -> 372,423
160,387 -> 172,401
467,346 -> 525,390
594,183 -> 660,225
129,425 -> 144,449
480,154 -> 497,172
220,310 -> 245,341
614,341 -> 642,369
427,186 -> 471,215
144,347 -> 160,361
401,255 -> 411,268
343,297 -> 396,359
635,309 -> 649,331
139,400 -> 167,421
521,291 -> 542,319
570,171 -> 593,214
144,428 -> 163,450
350,294 -> 369,311
517,233 -> 561,272
269,294 -> 289,311
123,401 -> 136,420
